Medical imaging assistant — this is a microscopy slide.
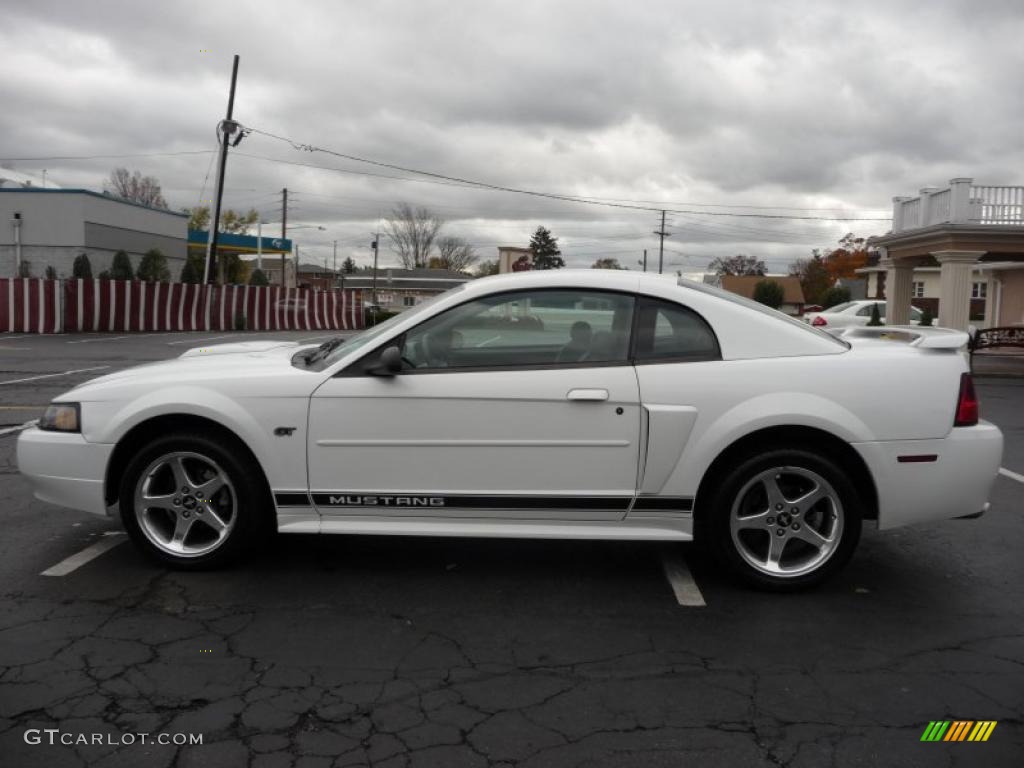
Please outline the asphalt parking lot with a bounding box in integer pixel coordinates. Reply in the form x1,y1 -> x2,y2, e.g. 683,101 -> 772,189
1,331 -> 1022,767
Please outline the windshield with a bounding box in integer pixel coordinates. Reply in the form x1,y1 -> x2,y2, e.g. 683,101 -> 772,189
316,286 -> 466,367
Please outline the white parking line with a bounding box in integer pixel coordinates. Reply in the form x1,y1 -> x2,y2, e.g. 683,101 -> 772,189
0,366 -> 109,386
660,546 -> 706,607
0,420 -> 38,436
999,467 -> 1024,484
41,533 -> 126,576
166,334 -> 234,346
66,335 -> 131,344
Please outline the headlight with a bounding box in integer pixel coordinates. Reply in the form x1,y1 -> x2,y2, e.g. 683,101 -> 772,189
38,403 -> 80,432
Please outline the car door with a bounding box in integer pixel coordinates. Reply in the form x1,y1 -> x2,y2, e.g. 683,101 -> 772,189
307,288 -> 641,521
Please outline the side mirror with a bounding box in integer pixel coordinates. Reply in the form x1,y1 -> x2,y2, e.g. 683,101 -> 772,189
368,345 -> 403,376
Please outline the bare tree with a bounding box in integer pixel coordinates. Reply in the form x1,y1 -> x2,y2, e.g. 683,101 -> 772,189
105,168 -> 168,209
708,254 -> 766,276
384,203 -> 444,269
433,235 -> 478,272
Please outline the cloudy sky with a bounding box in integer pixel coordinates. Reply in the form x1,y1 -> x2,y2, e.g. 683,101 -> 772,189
2,0 -> 1022,272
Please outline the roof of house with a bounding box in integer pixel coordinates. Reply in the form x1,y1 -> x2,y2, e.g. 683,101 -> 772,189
720,275 -> 806,304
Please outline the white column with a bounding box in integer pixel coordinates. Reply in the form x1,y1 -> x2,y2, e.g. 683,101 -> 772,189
933,251 -> 985,331
948,178 -> 973,223
881,255 -> 914,325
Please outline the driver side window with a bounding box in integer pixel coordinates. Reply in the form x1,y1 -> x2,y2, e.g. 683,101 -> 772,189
399,289 -> 635,371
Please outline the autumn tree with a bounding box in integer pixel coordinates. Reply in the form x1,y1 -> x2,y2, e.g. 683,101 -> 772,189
789,254 -> 832,305
591,258 -> 625,269
821,233 -> 869,281
385,203 -> 444,269
433,235 -> 478,272
529,226 -> 564,269
106,168 -> 168,209
183,206 -> 259,235
511,254 -> 533,271
708,254 -> 766,276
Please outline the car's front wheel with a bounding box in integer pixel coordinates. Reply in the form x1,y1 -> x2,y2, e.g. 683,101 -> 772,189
707,448 -> 863,590
119,432 -> 271,568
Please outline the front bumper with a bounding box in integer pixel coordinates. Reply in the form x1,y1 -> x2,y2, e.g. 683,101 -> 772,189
16,428 -> 113,517
853,420 -> 1003,530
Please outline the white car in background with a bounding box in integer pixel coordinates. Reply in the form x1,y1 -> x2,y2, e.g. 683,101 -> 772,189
18,271 -> 1002,590
804,300 -> 924,328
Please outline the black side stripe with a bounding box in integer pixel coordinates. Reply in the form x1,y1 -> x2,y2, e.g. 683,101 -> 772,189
631,496 -> 694,512
274,491 -> 694,512
309,493 -> 631,511
274,492 -> 312,507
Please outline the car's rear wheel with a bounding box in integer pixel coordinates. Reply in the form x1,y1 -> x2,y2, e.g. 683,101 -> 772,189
119,432 -> 271,568
707,448 -> 862,591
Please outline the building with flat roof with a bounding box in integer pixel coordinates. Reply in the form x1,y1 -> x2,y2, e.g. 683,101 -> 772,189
0,188 -> 188,278
340,268 -> 472,311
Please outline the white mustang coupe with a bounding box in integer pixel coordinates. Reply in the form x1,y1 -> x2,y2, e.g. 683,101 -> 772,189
18,271 -> 1003,590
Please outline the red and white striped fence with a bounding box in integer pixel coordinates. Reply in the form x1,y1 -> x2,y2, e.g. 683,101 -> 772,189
0,279 -> 364,334
0,278 -> 63,333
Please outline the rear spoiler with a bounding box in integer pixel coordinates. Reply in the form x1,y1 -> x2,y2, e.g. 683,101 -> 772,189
827,326 -> 970,349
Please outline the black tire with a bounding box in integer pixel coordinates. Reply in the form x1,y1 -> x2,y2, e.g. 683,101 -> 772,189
705,447 -> 863,591
119,431 -> 273,569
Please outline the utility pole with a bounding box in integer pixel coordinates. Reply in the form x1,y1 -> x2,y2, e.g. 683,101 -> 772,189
370,233 -> 380,308
204,54 -> 241,285
653,210 -> 670,275
332,240 -> 337,286
642,249 -> 647,272
279,187 -> 288,287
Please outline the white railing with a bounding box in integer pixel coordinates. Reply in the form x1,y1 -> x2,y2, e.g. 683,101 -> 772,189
971,185 -> 1024,226
892,178 -> 1024,231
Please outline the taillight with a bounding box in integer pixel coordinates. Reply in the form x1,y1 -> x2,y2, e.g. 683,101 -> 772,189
811,316 -> 827,327
954,373 -> 979,427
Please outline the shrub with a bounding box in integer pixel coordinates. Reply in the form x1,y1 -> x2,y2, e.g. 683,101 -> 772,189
867,303 -> 883,326
72,253 -> 93,279
97,269 -> 112,279
820,285 -> 851,309
752,279 -> 785,309
45,265 -> 58,279
136,248 -> 170,282
249,268 -> 269,286
17,260 -> 32,277
179,253 -> 204,283
918,307 -> 933,327
109,250 -> 134,280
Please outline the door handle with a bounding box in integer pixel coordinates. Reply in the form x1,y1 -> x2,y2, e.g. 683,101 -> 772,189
566,388 -> 609,402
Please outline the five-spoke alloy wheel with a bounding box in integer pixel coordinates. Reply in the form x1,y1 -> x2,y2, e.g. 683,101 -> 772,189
708,448 -> 863,590
119,431 -> 271,568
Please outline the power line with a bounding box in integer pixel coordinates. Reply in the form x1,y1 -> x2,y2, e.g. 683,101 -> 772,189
239,124 -> 891,222
2,150 -> 214,162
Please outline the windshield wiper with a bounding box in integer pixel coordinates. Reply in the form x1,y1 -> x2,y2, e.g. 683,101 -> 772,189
301,336 -> 346,366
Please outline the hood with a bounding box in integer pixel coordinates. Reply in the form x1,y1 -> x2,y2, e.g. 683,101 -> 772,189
65,339 -> 320,400
179,340 -> 300,358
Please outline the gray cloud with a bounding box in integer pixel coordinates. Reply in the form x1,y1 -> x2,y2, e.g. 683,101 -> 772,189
2,0 -> 1022,269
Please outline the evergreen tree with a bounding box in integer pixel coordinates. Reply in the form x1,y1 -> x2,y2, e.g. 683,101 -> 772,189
752,279 -> 785,309
341,257 -> 357,274
249,268 -> 269,286
72,253 -> 93,279
529,226 -> 564,270
109,250 -> 134,280
867,303 -> 883,326
179,253 -> 204,283
45,265 -> 58,279
136,248 -> 170,282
